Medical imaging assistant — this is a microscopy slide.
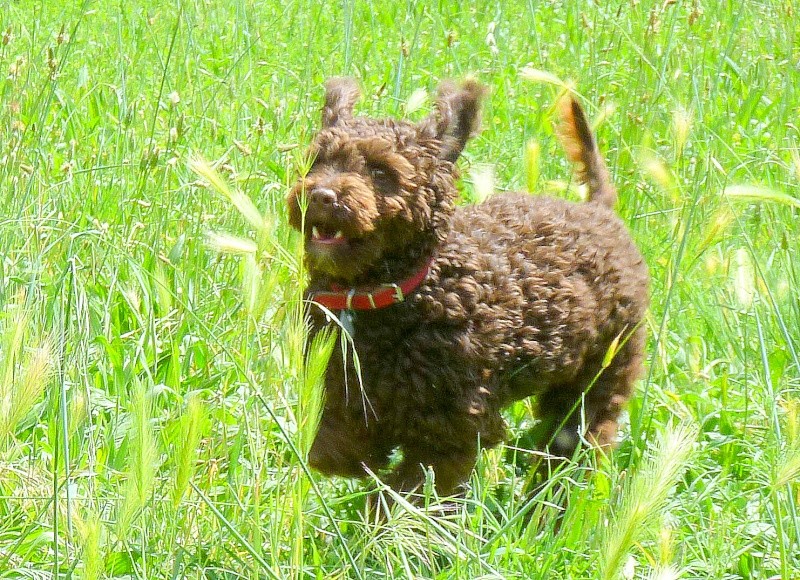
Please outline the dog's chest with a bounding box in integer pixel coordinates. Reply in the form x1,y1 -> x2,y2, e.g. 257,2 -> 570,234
319,306 -> 452,414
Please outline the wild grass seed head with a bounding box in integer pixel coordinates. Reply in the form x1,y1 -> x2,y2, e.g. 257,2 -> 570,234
173,394 -> 208,508
524,139 -> 541,193
672,107 -> 692,159
0,302 -> 55,443
117,380 -> 157,541
598,423 -> 696,580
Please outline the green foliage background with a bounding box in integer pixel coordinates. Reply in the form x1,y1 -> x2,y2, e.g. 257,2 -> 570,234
0,1 -> 798,578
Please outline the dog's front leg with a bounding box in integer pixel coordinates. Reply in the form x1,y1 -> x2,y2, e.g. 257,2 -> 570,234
308,411 -> 390,478
386,444 -> 478,498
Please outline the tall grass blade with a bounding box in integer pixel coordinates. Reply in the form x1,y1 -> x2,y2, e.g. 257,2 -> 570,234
723,184 -> 800,209
190,481 -> 282,579
520,67 -> 567,88
205,231 -> 258,255
598,424 -> 696,580
524,139 -> 541,193
117,380 -> 157,541
189,157 -> 268,234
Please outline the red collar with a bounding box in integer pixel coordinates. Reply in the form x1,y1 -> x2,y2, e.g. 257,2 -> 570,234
310,257 -> 433,311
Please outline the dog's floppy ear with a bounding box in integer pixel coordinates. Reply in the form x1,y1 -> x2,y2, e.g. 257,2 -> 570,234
419,79 -> 486,163
321,77 -> 361,128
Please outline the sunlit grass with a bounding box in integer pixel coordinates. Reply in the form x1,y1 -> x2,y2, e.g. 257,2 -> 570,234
0,1 -> 798,578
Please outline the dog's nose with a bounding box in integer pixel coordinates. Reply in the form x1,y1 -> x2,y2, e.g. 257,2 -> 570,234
309,187 -> 337,207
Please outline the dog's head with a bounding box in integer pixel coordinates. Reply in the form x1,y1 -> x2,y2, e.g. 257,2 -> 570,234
287,78 -> 485,283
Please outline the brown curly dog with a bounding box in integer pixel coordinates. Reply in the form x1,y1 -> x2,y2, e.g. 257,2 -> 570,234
287,78 -> 649,496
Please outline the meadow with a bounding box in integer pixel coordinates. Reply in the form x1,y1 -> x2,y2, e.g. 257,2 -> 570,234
0,1 -> 798,578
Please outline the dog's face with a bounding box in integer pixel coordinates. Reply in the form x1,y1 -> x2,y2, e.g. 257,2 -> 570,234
287,78 -> 484,282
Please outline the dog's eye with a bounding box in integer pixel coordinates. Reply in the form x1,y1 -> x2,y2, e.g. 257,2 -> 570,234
367,164 -> 398,193
369,166 -> 388,180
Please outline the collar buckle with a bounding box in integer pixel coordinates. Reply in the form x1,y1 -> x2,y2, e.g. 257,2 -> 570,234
385,283 -> 404,303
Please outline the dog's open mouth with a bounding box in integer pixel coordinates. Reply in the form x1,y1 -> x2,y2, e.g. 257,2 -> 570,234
309,223 -> 348,246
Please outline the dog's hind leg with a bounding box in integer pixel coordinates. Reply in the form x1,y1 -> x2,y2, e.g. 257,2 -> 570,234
533,326 -> 645,461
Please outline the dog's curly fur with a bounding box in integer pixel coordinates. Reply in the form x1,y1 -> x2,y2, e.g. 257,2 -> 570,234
287,78 -> 649,496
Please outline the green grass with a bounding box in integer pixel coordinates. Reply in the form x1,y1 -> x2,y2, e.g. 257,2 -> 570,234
1,1 -> 798,578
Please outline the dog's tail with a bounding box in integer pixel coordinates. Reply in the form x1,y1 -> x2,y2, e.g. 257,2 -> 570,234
556,96 -> 617,208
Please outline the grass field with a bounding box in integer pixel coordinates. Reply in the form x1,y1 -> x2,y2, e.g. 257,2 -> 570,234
1,1 -> 798,578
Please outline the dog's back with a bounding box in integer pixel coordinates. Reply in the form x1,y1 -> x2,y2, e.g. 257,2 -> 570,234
437,93 -> 648,457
